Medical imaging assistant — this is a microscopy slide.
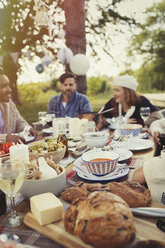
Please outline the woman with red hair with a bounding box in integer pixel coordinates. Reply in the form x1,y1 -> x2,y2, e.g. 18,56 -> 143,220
102,75 -> 162,126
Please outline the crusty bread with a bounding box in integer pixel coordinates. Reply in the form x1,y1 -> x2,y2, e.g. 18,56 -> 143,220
61,181 -> 109,202
107,181 -> 151,207
64,191 -> 136,248
61,181 -> 151,207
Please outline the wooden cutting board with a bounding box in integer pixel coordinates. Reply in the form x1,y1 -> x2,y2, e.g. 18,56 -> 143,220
24,212 -> 165,248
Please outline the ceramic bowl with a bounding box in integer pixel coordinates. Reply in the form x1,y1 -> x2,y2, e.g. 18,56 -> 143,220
120,124 -> 142,137
84,131 -> 109,148
81,150 -> 119,175
20,165 -> 66,198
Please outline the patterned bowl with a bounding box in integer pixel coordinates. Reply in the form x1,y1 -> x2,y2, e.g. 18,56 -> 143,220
120,124 -> 142,137
81,150 -> 119,175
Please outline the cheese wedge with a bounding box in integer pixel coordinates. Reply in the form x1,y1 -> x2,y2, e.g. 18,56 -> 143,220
30,193 -> 63,225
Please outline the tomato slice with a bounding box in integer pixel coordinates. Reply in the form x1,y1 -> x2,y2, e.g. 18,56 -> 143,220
0,150 -> 5,155
1,142 -> 15,154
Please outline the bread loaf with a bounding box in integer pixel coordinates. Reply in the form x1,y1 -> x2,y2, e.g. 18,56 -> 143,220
61,181 -> 151,207
64,191 -> 136,248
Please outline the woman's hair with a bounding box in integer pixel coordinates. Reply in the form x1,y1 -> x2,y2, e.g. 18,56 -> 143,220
111,87 -> 140,116
123,87 -> 140,107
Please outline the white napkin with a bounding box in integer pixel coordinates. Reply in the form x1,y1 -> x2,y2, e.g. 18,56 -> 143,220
38,157 -> 57,179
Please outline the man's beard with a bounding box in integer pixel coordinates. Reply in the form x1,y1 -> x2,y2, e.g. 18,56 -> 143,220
64,90 -> 73,98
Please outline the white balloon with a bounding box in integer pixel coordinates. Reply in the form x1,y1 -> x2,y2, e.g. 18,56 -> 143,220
41,55 -> 52,66
57,47 -> 73,64
70,54 -> 90,75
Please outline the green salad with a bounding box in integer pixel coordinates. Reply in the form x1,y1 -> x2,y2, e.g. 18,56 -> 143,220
29,137 -> 65,153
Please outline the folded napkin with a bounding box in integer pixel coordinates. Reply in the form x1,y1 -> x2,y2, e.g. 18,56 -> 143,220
38,157 -> 57,179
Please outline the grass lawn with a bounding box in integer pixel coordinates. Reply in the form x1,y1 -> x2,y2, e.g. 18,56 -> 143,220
17,92 -> 112,125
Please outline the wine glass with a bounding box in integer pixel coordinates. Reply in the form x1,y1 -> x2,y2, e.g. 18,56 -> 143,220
38,111 -> 47,126
0,155 -> 25,227
45,113 -> 55,127
140,107 -> 150,127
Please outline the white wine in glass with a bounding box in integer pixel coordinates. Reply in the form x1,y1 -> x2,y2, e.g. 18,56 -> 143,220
0,156 -> 25,227
140,107 -> 150,123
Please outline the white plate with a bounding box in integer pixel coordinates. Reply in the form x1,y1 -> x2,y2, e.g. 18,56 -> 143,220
42,127 -> 53,134
74,157 -> 129,182
103,148 -> 133,162
126,139 -> 153,151
68,141 -> 77,148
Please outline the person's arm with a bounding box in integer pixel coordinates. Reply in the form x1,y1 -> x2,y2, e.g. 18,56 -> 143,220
102,98 -> 114,118
6,134 -> 25,143
141,96 -> 158,112
149,118 -> 165,136
81,95 -> 92,112
132,166 -> 146,185
10,101 -> 30,133
13,102 -> 38,138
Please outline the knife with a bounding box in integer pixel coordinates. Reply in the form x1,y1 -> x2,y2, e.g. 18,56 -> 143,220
131,207 -> 165,217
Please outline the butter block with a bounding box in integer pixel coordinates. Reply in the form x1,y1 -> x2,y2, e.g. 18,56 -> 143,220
30,193 -> 63,225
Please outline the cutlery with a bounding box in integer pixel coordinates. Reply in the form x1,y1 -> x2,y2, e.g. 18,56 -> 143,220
131,207 -> 165,217
97,106 -> 105,114
96,108 -> 114,115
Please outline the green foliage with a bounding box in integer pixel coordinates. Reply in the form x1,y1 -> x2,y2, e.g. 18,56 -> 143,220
128,0 -> 165,92
134,62 -> 165,93
89,92 -> 112,112
87,76 -> 112,96
17,82 -> 57,124
18,82 -> 55,103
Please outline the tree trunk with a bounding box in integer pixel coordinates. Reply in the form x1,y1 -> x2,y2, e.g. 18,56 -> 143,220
3,53 -> 20,105
64,0 -> 87,94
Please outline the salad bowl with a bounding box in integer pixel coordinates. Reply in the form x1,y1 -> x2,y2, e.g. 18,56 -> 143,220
29,137 -> 66,163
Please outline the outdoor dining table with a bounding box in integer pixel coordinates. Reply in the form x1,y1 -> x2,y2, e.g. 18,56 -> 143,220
0,134 -> 165,248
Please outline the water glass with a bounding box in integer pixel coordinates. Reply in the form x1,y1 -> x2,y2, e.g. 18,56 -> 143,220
38,111 -> 47,126
83,121 -> 96,134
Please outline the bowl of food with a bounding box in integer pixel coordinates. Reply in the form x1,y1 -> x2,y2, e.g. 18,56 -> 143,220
119,124 -> 142,137
81,150 -> 119,175
84,131 -> 109,148
20,157 -> 66,198
29,137 -> 66,163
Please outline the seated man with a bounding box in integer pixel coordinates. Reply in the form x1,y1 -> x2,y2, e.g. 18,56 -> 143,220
48,72 -> 92,117
132,154 -> 165,205
0,70 -> 38,144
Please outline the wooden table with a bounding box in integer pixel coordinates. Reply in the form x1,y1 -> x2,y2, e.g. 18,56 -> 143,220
1,138 -> 165,248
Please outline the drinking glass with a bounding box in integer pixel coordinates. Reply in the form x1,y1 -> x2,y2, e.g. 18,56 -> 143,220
38,111 -> 47,126
140,107 -> 150,126
0,155 -> 25,227
45,113 -> 55,127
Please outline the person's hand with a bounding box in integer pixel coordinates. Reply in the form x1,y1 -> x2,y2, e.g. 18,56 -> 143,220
29,128 -> 38,138
127,118 -> 137,124
153,131 -> 160,145
6,134 -> 26,144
